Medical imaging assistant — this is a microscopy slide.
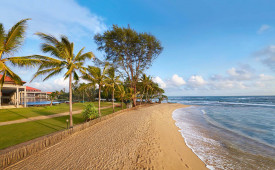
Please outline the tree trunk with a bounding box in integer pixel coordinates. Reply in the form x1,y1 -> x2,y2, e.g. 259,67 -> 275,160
133,84 -> 137,107
98,85 -> 101,117
50,99 -> 53,106
69,73 -> 73,127
112,87 -> 115,113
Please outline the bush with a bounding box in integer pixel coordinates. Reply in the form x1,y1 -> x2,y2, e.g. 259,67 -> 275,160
82,103 -> 99,121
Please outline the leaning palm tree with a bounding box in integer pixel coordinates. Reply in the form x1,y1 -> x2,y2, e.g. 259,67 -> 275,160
106,67 -> 121,113
82,64 -> 108,117
31,33 -> 94,127
0,19 -> 41,87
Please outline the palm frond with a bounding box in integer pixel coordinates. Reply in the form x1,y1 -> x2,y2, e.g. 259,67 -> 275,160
4,18 -> 30,54
74,50 -> 95,62
0,71 -> 6,88
35,32 -> 59,46
5,65 -> 23,85
73,71 -> 79,81
0,23 -> 5,51
7,56 -> 42,67
42,68 -> 63,81
31,67 -> 63,82
41,43 -> 64,59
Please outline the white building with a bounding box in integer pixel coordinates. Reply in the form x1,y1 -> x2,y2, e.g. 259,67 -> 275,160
0,74 -> 51,109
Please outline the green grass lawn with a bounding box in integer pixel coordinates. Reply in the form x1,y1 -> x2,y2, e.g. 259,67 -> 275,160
0,106 -> 124,150
0,102 -> 115,122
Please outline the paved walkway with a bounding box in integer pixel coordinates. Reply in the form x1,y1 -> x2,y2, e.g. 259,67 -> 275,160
0,105 -> 120,126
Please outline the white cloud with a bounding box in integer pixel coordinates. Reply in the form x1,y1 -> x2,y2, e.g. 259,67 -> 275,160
26,77 -> 69,92
254,45 -> 275,71
257,24 -> 271,34
152,76 -> 167,88
0,0 -> 106,39
171,74 -> 186,86
259,74 -> 274,81
188,75 -> 206,87
208,80 -> 247,90
227,66 -> 253,80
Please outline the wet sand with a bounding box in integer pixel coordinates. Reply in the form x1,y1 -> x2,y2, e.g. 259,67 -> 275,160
6,103 -> 207,170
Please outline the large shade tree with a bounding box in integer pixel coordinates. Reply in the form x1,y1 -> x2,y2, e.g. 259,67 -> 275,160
0,19 -> 41,87
31,33 -> 94,127
82,64 -> 108,117
94,25 -> 163,107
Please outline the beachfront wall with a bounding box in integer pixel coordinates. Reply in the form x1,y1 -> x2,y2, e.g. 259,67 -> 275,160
0,104 -> 150,169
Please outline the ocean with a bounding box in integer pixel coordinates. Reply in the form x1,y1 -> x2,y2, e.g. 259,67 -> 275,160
170,96 -> 275,170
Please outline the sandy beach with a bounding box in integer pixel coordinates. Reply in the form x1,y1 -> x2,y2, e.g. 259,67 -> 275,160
6,103 -> 207,170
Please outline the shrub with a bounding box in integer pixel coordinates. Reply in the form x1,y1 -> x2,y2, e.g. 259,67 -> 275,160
82,103 -> 99,121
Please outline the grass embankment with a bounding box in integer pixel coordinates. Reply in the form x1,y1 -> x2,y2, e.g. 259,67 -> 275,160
0,106 -> 124,150
0,102 -> 113,122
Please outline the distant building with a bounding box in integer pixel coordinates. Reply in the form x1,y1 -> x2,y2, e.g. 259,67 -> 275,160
0,74 -> 51,108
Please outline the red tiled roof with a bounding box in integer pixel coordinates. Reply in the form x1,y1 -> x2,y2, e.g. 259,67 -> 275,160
0,74 -> 15,82
0,74 -> 26,84
26,86 -> 41,92
47,92 -> 52,94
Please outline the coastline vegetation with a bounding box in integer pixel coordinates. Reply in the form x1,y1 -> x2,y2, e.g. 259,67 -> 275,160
0,19 -> 167,149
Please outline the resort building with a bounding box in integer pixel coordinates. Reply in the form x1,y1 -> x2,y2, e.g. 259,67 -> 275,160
0,74 -> 51,109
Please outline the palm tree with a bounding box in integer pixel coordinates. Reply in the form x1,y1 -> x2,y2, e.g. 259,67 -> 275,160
116,84 -> 126,109
78,83 -> 88,103
106,67 -> 121,113
82,64 -> 108,117
49,91 -> 60,106
141,74 -> 152,103
31,33 -> 94,127
0,19 -> 41,86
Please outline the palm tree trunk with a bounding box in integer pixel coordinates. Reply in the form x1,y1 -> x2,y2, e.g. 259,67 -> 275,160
98,85 -> 101,117
50,99 -> 53,106
112,87 -> 115,113
69,73 -> 73,127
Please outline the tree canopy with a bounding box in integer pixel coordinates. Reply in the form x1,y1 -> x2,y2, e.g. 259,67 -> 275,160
94,25 -> 163,106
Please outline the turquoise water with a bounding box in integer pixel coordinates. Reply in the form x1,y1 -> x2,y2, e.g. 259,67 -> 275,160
171,96 -> 275,170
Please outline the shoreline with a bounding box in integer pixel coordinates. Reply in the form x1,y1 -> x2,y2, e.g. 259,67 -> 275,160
151,103 -> 207,169
5,103 -> 207,169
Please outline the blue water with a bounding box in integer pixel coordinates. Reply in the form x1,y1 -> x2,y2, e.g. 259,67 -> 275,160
171,96 -> 275,170
26,101 -> 60,106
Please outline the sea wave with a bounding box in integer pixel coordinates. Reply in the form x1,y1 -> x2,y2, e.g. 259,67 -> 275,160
172,106 -> 275,169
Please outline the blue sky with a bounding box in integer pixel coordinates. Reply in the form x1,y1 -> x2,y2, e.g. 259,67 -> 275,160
1,0 -> 275,96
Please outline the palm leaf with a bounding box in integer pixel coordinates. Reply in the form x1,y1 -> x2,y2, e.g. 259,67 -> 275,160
6,56 -> 42,67
35,32 -> 59,46
0,23 -> 5,51
4,18 -> 30,54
